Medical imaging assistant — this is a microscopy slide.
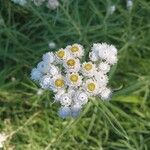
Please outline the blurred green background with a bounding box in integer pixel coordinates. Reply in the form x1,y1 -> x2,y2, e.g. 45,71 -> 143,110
0,0 -> 150,149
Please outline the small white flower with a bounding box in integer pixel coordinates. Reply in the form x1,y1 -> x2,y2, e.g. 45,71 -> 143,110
127,0 -> 133,10
58,106 -> 71,118
42,52 -> 55,64
60,93 -> 72,106
91,43 -> 100,54
32,0 -> 45,6
89,51 -> 99,62
64,57 -> 80,72
108,5 -> 116,15
106,55 -> 118,65
37,61 -> 49,74
81,62 -> 97,77
98,44 -> 113,60
71,104 -> 82,117
51,74 -> 65,92
11,0 -> 27,5
94,71 -> 108,87
47,0 -> 59,10
66,72 -> 82,87
73,91 -> 88,105
40,75 -> 52,89
31,68 -> 43,81
54,89 -> 65,102
0,133 -> 7,148
100,87 -> 112,100
48,65 -> 59,76
48,41 -> 56,49
67,44 -> 84,58
98,62 -> 110,74
55,48 -> 70,62
83,79 -> 99,96
37,88 -> 44,95
67,87 -> 75,95
91,43 -> 117,64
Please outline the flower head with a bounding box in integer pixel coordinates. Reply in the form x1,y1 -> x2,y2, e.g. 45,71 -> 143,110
31,68 -> 43,81
43,52 -> 55,64
66,72 -> 82,87
40,75 -> 52,89
51,75 -> 65,92
73,91 -> 88,105
98,62 -> 110,74
37,61 -> 49,74
58,106 -> 71,118
59,93 -> 72,106
64,57 -> 80,72
91,43 -> 118,65
67,44 -> 84,58
55,48 -> 69,61
47,0 -> 59,10
83,79 -> 99,96
82,62 -> 97,77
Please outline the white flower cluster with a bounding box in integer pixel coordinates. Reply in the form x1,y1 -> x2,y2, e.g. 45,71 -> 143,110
11,0 -> 59,9
31,43 -> 118,118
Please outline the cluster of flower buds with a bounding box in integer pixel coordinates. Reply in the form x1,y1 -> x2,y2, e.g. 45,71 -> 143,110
31,43 -> 118,118
11,0 -> 59,9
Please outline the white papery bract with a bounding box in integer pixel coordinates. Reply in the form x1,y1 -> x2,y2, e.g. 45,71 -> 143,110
31,42 -> 118,118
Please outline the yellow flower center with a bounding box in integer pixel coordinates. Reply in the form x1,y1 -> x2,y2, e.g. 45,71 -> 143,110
70,74 -> 79,82
67,59 -> 76,66
70,45 -> 79,52
55,79 -> 64,87
87,83 -> 96,92
84,63 -> 93,71
56,50 -> 65,59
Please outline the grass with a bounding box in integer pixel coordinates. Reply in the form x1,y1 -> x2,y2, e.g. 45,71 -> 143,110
0,0 -> 150,149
